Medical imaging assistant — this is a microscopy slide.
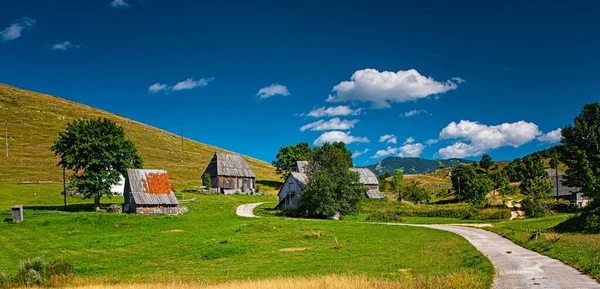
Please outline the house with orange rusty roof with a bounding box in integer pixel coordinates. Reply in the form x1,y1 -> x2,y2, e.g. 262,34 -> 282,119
123,169 -> 179,214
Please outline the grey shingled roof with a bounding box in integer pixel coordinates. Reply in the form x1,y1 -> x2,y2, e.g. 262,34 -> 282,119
126,169 -> 179,205
350,168 -> 379,185
211,152 -> 256,178
547,169 -> 582,197
290,172 -> 308,186
132,191 -> 179,205
296,161 -> 309,173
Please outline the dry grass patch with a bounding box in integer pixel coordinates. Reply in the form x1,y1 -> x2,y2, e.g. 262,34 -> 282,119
278,247 -> 311,252
34,273 -> 489,289
162,229 -> 184,233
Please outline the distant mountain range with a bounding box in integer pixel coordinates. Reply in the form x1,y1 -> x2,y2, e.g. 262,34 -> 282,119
365,157 -> 475,175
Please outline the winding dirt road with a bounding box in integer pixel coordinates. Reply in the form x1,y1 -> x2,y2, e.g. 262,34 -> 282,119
236,202 -> 600,289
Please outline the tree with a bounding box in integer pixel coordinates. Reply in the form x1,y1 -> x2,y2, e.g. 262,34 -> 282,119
560,102 -> 600,200
51,118 -> 143,211
464,175 -> 492,207
504,158 -> 525,182
450,165 -> 477,201
519,155 -> 552,200
298,142 -> 365,218
272,142 -> 311,179
377,172 -> 391,192
404,180 -> 430,203
202,173 -> 212,189
391,169 -> 404,201
479,154 -> 493,171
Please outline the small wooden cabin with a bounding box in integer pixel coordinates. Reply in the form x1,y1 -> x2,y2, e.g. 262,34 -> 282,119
276,172 -> 308,209
350,168 -> 383,199
547,169 -> 590,208
123,169 -> 179,214
203,152 -> 256,194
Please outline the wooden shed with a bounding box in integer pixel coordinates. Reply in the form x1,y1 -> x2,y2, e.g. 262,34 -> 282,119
123,169 -> 179,214
546,169 -> 590,208
276,172 -> 308,209
350,168 -> 383,199
203,152 -> 256,194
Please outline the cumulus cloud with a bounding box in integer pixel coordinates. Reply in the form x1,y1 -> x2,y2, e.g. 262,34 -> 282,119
379,134 -> 397,144
437,120 -> 542,158
401,109 -> 428,117
51,41 -> 80,51
173,77 -> 212,91
352,148 -> 369,158
111,0 -> 130,8
1,17 -> 36,42
299,118 -> 359,132
256,84 -> 290,99
426,139 -> 438,145
404,137 -> 415,144
537,128 -> 562,143
372,147 -> 398,158
147,77 -> 213,93
326,68 -> 463,108
148,83 -> 168,93
313,131 -> 369,146
305,105 -> 363,118
399,143 -> 425,157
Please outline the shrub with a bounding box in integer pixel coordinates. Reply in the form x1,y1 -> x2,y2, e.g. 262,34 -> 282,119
10,257 -> 74,287
366,211 -> 405,222
255,184 -> 264,193
46,258 -> 74,276
470,207 -> 511,220
521,198 -> 548,218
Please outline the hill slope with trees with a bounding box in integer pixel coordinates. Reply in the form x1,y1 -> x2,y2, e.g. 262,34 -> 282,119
366,157 -> 475,175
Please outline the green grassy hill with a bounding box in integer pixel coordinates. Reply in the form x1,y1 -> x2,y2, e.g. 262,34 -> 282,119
0,84 -> 280,188
366,157 -> 475,175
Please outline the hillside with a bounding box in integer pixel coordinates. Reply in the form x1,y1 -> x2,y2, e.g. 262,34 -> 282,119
0,84 -> 279,187
366,157 -> 475,175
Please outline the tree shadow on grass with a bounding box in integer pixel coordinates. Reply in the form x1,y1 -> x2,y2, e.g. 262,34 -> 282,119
554,214 -> 585,233
257,180 -> 283,189
23,203 -> 120,213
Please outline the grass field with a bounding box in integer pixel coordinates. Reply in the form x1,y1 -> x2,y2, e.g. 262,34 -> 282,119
487,214 -> 600,281
0,84 -> 281,191
0,184 -> 494,288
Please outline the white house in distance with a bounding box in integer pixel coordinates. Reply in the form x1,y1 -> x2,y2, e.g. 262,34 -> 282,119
277,161 -> 383,210
110,174 -> 126,196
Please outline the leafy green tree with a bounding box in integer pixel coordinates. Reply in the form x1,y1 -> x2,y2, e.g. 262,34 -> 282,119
202,172 -> 212,189
377,172 -> 391,192
391,169 -> 405,201
479,154 -> 493,170
464,175 -> 493,207
404,180 -> 430,203
519,155 -> 552,200
560,102 -> 600,200
51,118 -> 143,211
450,165 -> 477,201
299,142 -> 365,218
272,142 -> 311,179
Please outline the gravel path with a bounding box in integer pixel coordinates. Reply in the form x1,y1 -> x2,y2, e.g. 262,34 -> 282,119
236,202 -> 600,289
235,202 -> 264,218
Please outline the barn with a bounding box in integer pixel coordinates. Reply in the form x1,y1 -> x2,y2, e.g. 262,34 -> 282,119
123,169 -> 179,214
276,172 -> 308,209
203,152 -> 256,194
350,168 -> 384,199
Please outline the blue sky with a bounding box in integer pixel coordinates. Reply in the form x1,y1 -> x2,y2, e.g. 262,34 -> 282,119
1,0 -> 599,165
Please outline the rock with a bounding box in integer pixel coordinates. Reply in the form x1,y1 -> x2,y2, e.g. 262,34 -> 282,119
106,205 -> 122,213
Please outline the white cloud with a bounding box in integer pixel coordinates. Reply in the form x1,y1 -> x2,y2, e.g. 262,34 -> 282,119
111,0 -> 130,8
537,128 -> 562,143
352,148 -> 369,158
437,120 -> 542,158
313,131 -> 369,146
379,134 -> 397,144
401,109 -> 428,117
451,77 -> 466,84
51,41 -> 80,51
300,118 -> 359,132
372,147 -> 398,158
399,143 -> 425,157
305,105 -> 363,118
326,68 -> 463,108
148,83 -> 168,93
173,77 -> 212,91
256,84 -> 290,99
437,142 -> 477,159
1,17 -> 36,42
404,137 -> 415,144
147,77 -> 213,93
426,139 -> 438,145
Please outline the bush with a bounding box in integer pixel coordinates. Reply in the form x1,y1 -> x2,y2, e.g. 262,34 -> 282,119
10,257 -> 74,287
470,206 -> 511,220
366,211 -> 405,222
522,198 -> 549,218
255,184 -> 264,193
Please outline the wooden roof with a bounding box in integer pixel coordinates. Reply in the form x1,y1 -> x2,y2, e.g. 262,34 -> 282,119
296,161 -> 309,173
350,168 -> 379,185
125,169 -> 178,205
205,152 -> 256,178
290,171 -> 308,186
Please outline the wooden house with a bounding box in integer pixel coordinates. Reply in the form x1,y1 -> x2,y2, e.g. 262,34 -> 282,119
203,152 -> 256,194
123,169 -> 179,214
276,172 -> 308,209
547,169 -> 590,208
350,168 -> 384,199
